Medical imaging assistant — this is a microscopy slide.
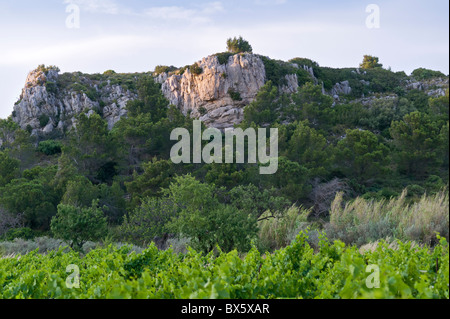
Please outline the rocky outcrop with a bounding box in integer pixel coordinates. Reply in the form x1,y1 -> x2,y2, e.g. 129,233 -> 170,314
12,67 -> 137,135
161,54 -> 266,129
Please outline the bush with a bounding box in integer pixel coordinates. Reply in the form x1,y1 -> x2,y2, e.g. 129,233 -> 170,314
39,114 -> 50,128
38,140 -> 62,156
412,68 -> 446,80
190,63 -> 203,75
227,36 -> 253,54
214,52 -> 234,65
4,227 -> 35,241
50,202 -> 108,250
118,198 -> 178,246
228,88 -> 242,101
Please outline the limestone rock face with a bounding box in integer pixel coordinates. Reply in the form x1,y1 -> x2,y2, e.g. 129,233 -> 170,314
161,53 -> 266,129
12,67 -> 137,135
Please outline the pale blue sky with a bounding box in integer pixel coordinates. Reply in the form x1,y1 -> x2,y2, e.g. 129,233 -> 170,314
0,0 -> 448,119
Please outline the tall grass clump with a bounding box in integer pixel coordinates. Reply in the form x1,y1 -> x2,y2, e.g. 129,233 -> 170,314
257,206 -> 311,252
326,188 -> 449,246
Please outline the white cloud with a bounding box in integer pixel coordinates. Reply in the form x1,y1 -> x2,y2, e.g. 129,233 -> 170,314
63,0 -> 121,15
143,2 -> 224,23
254,0 -> 286,5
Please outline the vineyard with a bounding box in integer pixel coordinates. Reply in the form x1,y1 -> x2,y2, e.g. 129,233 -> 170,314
0,232 -> 448,299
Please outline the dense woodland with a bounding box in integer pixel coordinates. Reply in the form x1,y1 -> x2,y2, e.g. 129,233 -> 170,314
0,43 -> 449,256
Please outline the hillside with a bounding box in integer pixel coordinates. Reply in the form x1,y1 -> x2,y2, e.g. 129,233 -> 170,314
9,52 -> 448,137
0,44 -> 449,259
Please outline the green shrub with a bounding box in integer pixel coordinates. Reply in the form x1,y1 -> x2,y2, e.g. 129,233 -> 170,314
45,81 -> 57,94
103,70 -> 116,75
38,114 -> 50,128
412,68 -> 446,80
50,202 -> 108,251
228,88 -> 242,101
214,52 -> 234,65
118,198 -> 178,246
190,63 -> 203,75
5,227 -> 35,241
38,140 -> 62,156
226,36 -> 253,54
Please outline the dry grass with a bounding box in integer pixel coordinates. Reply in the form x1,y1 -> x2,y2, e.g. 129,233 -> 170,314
326,188 -> 449,246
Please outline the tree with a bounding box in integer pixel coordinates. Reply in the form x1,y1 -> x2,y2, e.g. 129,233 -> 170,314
118,197 -> 178,246
390,111 -> 442,177
65,113 -> 117,183
286,121 -> 332,176
0,151 -> 20,187
360,55 -> 383,69
226,36 -> 253,54
335,129 -> 389,183
165,175 -> 258,253
51,202 -> 107,250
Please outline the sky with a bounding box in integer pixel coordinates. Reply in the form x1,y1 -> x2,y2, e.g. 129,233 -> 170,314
0,0 -> 448,119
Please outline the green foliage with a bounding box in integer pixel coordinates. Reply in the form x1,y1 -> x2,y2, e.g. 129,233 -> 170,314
412,68 -> 446,80
126,76 -> 169,120
0,166 -> 59,230
119,197 -> 178,246
242,81 -> 289,126
164,175 -> 258,253
39,114 -> 50,128
360,55 -> 383,69
38,140 -> 62,156
154,65 -> 177,75
45,81 -> 57,94
0,152 -> 20,187
190,63 -> 203,76
259,56 -> 296,87
226,36 -> 253,54
335,129 -> 389,183
390,111 -> 443,176
4,227 -> 35,241
50,202 -> 108,250
214,52 -> 234,65
0,233 -> 447,299
228,88 -> 242,101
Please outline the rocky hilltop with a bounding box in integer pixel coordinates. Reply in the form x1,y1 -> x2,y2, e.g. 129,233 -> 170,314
10,54 -> 449,135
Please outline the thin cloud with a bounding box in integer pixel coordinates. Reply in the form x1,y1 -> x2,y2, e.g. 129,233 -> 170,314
63,0 -> 121,15
254,0 -> 287,5
142,2 -> 224,23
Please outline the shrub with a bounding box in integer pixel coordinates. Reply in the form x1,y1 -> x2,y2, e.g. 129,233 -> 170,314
190,63 -> 203,75
154,65 -> 177,75
412,68 -> 446,80
39,114 -> 50,128
5,227 -> 35,241
103,70 -> 116,75
228,88 -> 242,101
214,52 -> 234,65
226,36 -> 253,54
45,81 -> 57,94
198,107 -> 207,116
38,140 -> 62,156
118,198 -> 178,246
50,202 -> 108,251
359,55 -> 383,69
